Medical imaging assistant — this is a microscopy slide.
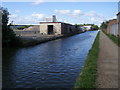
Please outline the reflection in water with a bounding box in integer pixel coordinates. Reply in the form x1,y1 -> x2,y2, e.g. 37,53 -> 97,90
2,31 -> 98,88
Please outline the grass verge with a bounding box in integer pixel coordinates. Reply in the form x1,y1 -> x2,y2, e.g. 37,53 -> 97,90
74,31 -> 100,88
102,30 -> 120,47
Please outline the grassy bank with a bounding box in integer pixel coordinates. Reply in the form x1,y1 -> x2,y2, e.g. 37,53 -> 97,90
102,30 -> 120,47
74,31 -> 100,88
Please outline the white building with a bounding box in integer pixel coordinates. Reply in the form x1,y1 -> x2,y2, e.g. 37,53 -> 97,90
83,25 -> 91,31
80,26 -> 86,32
40,22 -> 80,35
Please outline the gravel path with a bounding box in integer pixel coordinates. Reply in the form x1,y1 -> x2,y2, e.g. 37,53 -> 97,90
96,31 -> 119,88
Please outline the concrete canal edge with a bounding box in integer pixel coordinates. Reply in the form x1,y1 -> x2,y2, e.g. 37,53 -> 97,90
18,32 -> 83,47
74,31 -> 100,88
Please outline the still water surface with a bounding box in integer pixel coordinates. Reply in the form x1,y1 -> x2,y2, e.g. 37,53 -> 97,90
3,31 -> 98,88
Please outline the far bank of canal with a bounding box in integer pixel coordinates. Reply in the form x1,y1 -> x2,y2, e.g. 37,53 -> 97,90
2,31 -> 98,88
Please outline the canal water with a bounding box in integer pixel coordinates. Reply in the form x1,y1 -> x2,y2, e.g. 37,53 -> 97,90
2,31 -> 98,88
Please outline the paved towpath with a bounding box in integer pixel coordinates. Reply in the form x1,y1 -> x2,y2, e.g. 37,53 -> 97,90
96,31 -> 119,88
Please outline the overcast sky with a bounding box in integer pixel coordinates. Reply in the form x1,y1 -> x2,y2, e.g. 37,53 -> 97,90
2,1 -> 119,26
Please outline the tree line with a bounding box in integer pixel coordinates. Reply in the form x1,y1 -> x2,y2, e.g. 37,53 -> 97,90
17,25 -> 33,30
76,24 -> 99,30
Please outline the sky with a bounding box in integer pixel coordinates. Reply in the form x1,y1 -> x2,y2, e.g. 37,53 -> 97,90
2,1 -> 119,26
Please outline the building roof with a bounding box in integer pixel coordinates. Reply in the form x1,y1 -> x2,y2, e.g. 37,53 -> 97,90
107,19 -> 117,26
40,22 -> 63,24
40,22 -> 74,25
117,12 -> 120,15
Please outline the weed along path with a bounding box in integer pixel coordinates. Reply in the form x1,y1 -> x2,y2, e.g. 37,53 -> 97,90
96,31 -> 118,88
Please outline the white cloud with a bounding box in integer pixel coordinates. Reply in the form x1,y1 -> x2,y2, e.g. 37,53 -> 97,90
84,11 -> 108,25
32,0 -> 79,4
66,0 -> 78,2
9,13 -> 46,24
85,11 -> 104,18
54,9 -> 109,26
112,16 -> 117,19
54,9 -> 84,16
8,9 -> 113,26
90,17 -> 103,23
15,10 -> 20,13
106,16 -> 117,22
31,13 -> 45,19
54,9 -> 70,14
56,17 -> 69,23
32,0 -> 45,5
9,14 -> 18,18
73,10 -> 84,16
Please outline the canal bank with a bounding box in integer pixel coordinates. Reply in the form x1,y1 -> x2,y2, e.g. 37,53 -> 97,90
75,31 -> 100,88
17,32 -> 83,47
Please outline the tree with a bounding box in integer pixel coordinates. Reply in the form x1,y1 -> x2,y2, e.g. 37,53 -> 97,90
91,25 -> 99,30
1,7 -> 21,47
100,21 -> 109,31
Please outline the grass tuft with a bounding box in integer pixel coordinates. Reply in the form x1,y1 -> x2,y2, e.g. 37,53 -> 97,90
74,31 -> 100,88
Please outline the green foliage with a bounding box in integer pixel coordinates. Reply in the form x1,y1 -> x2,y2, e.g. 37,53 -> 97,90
77,24 -> 99,30
75,32 -> 100,88
77,24 -> 94,26
100,21 -> 109,31
91,25 -> 99,30
1,7 -> 22,47
102,31 -> 120,47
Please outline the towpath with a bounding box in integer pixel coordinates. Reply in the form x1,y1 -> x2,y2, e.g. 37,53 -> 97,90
96,31 -> 119,88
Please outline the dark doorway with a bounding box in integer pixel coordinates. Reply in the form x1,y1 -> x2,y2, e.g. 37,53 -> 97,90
48,25 -> 54,34
69,27 -> 73,33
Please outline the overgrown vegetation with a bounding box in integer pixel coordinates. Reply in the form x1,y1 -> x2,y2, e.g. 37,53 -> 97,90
100,21 -> 109,31
91,25 -> 99,31
1,7 -> 22,47
102,30 -> 120,47
74,31 -> 100,88
17,25 -> 33,30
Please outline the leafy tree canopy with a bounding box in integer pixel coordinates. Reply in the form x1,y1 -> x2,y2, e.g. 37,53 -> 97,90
100,21 -> 109,30
1,7 -> 22,47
